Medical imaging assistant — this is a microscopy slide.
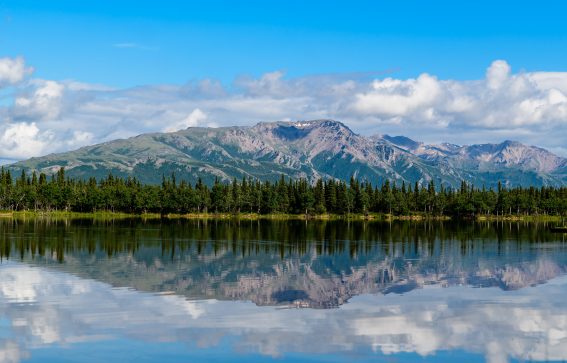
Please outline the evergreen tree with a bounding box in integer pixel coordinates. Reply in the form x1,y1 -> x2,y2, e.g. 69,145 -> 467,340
0,167 -> 564,218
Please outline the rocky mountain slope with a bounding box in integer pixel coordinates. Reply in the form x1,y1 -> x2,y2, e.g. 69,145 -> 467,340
9,120 -> 567,187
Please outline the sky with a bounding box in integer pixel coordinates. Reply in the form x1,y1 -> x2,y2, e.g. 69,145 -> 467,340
1,0 -> 567,162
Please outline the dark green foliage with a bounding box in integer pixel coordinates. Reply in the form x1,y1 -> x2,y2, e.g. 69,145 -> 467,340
0,167 -> 565,217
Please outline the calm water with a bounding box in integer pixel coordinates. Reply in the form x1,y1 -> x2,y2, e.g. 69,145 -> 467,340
0,219 -> 566,363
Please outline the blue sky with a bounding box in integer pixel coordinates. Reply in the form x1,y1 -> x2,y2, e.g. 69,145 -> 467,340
1,0 -> 567,161
2,0 -> 567,87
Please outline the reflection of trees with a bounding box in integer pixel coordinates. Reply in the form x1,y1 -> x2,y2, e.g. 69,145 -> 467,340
0,219 -> 562,261
0,219 -> 566,308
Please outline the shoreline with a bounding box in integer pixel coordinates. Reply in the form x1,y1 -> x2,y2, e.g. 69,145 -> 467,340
0,210 -> 563,222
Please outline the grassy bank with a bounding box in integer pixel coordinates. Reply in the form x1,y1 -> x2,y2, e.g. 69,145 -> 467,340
475,214 -> 563,222
5,210 -> 386,221
3,210 -> 161,220
2,210 -> 561,222
1,210 -> 436,221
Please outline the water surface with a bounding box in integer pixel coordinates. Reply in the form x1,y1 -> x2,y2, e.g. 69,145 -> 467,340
0,219 -> 566,362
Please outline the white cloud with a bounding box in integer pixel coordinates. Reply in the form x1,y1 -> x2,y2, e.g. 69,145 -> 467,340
352,74 -> 442,116
163,108 -> 207,132
0,122 -> 52,159
486,59 -> 511,90
66,130 -> 95,149
0,341 -> 29,363
1,58 -> 567,160
14,80 -> 65,120
0,57 -> 33,87
346,61 -> 567,151
350,60 -> 567,130
235,70 -> 291,97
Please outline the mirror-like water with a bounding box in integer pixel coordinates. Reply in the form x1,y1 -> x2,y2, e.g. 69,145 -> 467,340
0,219 -> 566,362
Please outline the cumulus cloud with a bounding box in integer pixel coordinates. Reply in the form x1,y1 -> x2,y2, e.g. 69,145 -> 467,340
351,60 -> 567,130
235,71 -> 292,97
486,60 -> 511,90
0,57 -> 33,86
0,122 -> 52,159
0,341 -> 29,363
1,57 -> 567,160
163,108 -> 208,132
13,80 -> 65,121
352,74 -> 442,116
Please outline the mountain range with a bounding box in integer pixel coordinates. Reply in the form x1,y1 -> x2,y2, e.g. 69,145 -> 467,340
9,119 -> 567,188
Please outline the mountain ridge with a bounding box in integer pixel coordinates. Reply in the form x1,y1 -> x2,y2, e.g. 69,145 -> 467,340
8,119 -> 567,188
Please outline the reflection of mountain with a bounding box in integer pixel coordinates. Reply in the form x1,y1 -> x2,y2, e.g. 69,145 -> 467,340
1,219 -> 566,309
2,262 -> 567,363
2,219 -> 567,363
47,249 -> 567,309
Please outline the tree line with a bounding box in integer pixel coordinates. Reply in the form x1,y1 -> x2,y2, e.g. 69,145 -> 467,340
0,218 -> 557,263
1,167 -> 565,216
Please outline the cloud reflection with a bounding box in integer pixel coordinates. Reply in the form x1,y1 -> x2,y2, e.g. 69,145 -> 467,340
1,261 -> 567,362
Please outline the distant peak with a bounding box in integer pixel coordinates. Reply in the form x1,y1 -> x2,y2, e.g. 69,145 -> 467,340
254,119 -> 354,134
303,119 -> 357,134
256,119 -> 348,128
304,119 -> 348,127
501,140 -> 522,147
382,135 -> 421,150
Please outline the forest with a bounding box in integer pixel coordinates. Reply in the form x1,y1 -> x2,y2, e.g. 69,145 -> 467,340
0,167 -> 566,217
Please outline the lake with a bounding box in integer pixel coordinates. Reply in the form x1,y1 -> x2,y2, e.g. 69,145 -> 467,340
0,218 -> 566,363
